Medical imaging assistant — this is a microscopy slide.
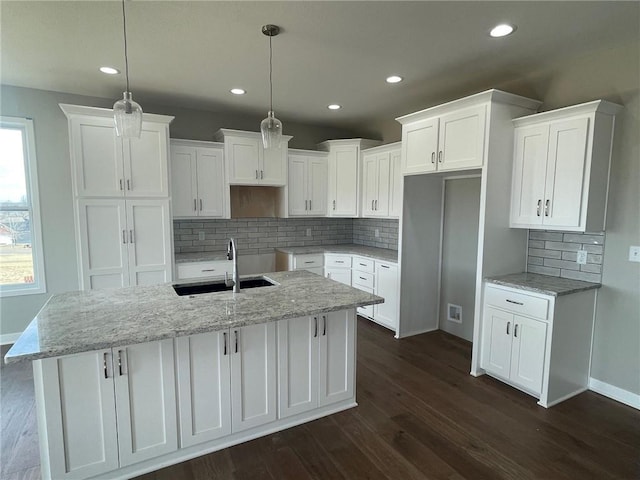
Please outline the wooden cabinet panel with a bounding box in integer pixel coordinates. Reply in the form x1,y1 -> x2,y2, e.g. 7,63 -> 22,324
375,262 -> 398,329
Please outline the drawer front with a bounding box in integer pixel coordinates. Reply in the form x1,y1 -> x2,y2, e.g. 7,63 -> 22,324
325,254 -> 352,268
484,285 -> 549,320
352,256 -> 374,273
352,270 -> 375,289
355,285 -> 374,318
293,254 -> 324,270
177,261 -> 232,280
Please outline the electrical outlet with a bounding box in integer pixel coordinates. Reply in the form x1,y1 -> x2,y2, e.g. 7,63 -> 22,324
306,228 -> 312,237
198,231 -> 205,241
629,246 -> 640,263
375,228 -> 380,238
576,249 -> 588,265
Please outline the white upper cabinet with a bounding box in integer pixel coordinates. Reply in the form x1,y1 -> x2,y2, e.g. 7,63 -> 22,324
361,143 -> 402,218
510,100 -> 622,231
398,104 -> 486,175
61,104 -> 172,198
288,150 -> 328,216
170,140 -> 226,218
214,129 -> 291,186
318,139 -> 381,217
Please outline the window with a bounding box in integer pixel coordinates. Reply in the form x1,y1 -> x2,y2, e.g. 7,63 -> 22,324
0,117 -> 46,296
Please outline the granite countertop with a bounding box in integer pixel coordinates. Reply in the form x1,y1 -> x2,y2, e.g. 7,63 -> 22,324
4,270 -> 383,364
485,272 -> 601,297
275,244 -> 398,263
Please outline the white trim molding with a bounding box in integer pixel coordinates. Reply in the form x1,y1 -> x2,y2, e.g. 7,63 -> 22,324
0,332 -> 22,346
589,377 -> 640,410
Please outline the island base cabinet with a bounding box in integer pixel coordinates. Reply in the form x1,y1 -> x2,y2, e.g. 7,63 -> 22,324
278,310 -> 356,418
33,339 -> 177,480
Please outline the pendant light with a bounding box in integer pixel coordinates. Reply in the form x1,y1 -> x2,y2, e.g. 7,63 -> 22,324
260,24 -> 283,149
113,0 -> 143,138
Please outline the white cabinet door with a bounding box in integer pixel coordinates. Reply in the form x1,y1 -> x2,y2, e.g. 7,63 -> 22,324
77,199 -> 129,290
329,145 -> 359,216
196,147 -> 225,217
543,117 -> 589,228
481,306 -> 513,380
71,116 -> 124,197
438,105 -> 486,171
374,262 -> 398,329
37,351 -> 119,480
402,117 -> 438,175
510,124 -> 549,226
175,332 -> 232,448
288,155 -> 307,216
308,157 -> 327,216
126,199 -> 172,286
262,143 -> 287,185
114,339 -> 177,467
361,153 -> 378,217
389,149 -> 403,218
509,315 -> 547,395
230,323 -> 277,433
277,316 -> 319,418
325,267 -> 351,286
170,146 -> 197,217
124,122 -> 169,197
227,135 -> 261,184
375,153 -> 391,216
318,310 -> 356,407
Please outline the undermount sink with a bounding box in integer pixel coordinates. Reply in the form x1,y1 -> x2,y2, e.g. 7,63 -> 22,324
173,276 -> 276,296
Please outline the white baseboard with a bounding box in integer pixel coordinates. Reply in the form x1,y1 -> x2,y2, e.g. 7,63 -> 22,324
0,332 -> 21,346
589,377 -> 640,410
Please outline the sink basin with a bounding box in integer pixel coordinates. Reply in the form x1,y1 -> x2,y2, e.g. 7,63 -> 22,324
173,276 -> 276,296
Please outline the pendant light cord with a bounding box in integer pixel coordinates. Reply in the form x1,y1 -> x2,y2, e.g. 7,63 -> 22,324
122,0 -> 131,93
269,34 -> 273,112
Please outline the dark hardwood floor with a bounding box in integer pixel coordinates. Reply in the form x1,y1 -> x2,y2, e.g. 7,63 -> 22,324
2,319 -> 639,479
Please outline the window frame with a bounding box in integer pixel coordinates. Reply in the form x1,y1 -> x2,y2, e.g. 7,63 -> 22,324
0,116 -> 46,297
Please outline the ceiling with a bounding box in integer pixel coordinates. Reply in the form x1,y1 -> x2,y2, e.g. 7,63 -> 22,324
1,1 -> 638,131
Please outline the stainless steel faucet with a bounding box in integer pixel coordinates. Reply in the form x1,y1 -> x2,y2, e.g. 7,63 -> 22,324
226,238 -> 240,293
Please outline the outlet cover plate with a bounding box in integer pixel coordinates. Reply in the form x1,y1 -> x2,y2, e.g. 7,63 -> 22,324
375,228 -> 380,238
306,228 -> 312,237
629,246 -> 640,263
198,231 -> 205,241
576,249 -> 588,265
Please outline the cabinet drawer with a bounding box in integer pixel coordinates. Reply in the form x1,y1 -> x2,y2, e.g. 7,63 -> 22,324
325,254 -> 352,268
352,270 -> 375,289
293,254 -> 324,270
177,261 -> 232,280
484,285 -> 549,320
352,256 -> 374,273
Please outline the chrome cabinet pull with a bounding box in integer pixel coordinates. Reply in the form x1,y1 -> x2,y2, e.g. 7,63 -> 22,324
438,151 -> 443,163
506,299 -> 524,306
260,170 -> 264,179
506,322 -> 510,335
372,200 -> 375,210
103,352 -> 109,379
359,276 -> 367,281
536,199 -> 542,217
117,350 -> 124,376
119,179 -> 124,190
335,261 -> 344,264
314,317 -> 318,338
255,170 -> 259,179
333,200 -> 336,210
309,200 -> 312,210
375,200 -> 378,210
199,199 -> 203,211
201,268 -> 217,272
431,152 -> 435,164
322,315 -> 327,336
304,261 -> 315,264
380,264 -> 390,269
223,332 -> 228,355
122,230 -> 127,244
545,199 -> 550,217
127,179 -> 131,190
194,199 -> 197,211
305,200 -> 308,210
514,324 -> 519,338
129,230 -> 134,243
234,330 -> 239,353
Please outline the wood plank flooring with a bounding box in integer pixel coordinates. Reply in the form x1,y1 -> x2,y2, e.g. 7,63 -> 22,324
1,319 -> 639,479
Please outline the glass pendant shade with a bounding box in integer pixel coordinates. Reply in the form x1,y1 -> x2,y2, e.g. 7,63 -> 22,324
260,110 -> 282,149
114,91 -> 143,138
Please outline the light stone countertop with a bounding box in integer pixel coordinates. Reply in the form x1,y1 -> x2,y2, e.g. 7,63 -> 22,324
275,244 -> 398,263
485,272 -> 601,297
4,270 -> 383,364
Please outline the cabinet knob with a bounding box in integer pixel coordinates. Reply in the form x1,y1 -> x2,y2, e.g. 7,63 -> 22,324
536,199 -> 542,217
545,199 -> 550,217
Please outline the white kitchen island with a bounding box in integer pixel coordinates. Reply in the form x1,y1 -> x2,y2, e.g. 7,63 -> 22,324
4,271 -> 382,480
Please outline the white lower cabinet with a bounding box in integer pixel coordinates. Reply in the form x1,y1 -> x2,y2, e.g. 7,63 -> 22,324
34,339 -> 177,480
278,310 -> 356,418
374,262 -> 399,330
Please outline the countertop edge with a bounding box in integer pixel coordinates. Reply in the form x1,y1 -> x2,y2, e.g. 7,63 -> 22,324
485,275 -> 601,297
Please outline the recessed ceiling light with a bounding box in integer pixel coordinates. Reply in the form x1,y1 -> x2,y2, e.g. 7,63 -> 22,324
490,24 -> 516,37
327,104 -> 341,110
230,88 -> 246,95
99,66 -> 120,75
386,75 -> 403,84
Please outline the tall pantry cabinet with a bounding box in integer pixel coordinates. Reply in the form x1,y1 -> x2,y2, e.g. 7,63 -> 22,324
61,104 -> 174,290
